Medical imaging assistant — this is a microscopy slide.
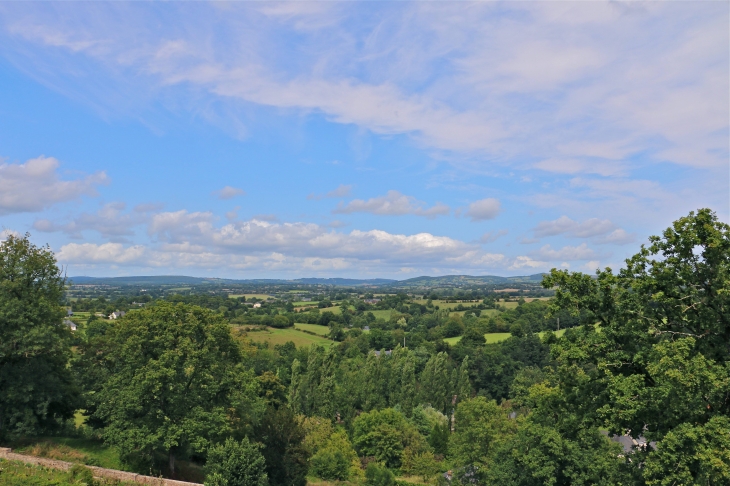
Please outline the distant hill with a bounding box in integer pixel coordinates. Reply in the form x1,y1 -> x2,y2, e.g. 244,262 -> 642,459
67,275 -> 394,286
68,274 -> 544,287
389,274 -> 546,287
291,278 -> 396,286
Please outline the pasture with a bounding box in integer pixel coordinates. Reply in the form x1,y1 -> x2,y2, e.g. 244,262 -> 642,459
243,327 -> 333,347
229,293 -> 273,300
294,323 -> 330,336
367,309 -> 392,320
444,328 -> 567,346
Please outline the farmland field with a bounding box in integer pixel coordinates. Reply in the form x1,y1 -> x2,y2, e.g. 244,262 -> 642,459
229,293 -> 272,300
368,309 -> 392,320
444,328 -> 567,346
294,323 -> 330,336
243,327 -> 333,347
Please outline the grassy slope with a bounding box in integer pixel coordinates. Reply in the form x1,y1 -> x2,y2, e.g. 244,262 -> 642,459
444,328 -> 567,346
294,323 -> 330,336
244,327 -> 334,347
0,459 -> 136,486
228,294 -> 272,300
11,438 -> 123,470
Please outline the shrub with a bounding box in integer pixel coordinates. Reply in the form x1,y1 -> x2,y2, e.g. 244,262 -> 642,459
309,447 -> 350,481
205,437 -> 268,486
68,464 -> 96,486
365,462 -> 395,486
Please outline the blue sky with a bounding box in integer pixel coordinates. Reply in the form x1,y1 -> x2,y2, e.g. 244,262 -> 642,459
0,1 -> 727,279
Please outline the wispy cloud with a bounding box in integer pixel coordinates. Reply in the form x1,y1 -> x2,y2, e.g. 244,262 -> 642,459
307,184 -> 352,201
213,185 -> 245,200
333,190 -> 450,218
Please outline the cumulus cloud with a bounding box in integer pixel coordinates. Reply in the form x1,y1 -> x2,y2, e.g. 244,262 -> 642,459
307,184 -> 352,201
465,198 -> 501,221
33,202 -> 145,241
333,191 -> 450,218
0,156 -> 108,215
213,185 -> 245,200
55,211 -> 517,273
58,242 -> 147,264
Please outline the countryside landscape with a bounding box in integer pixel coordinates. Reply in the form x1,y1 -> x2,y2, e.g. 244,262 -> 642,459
0,1 -> 727,485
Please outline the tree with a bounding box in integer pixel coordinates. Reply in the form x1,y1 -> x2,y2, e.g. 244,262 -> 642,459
254,406 -> 308,486
0,233 -> 78,439
448,397 -> 515,476
540,208 -> 730,484
353,408 -> 426,469
93,302 -> 260,477
365,462 -> 395,486
205,437 -> 268,486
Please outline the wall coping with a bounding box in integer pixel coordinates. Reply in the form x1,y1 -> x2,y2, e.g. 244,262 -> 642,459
0,448 -> 202,486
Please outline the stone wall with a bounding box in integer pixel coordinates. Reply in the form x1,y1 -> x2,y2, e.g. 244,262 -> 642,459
0,448 -> 201,486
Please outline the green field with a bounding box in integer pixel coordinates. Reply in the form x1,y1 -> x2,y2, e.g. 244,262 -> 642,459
293,301 -> 317,307
444,328 -> 567,345
368,309 -> 392,320
229,294 -> 272,300
294,323 -> 330,336
244,327 -> 333,347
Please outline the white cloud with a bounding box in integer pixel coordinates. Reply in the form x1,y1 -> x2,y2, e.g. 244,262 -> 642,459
307,184 -> 352,201
56,211 -> 516,273
534,216 -> 614,238
530,243 -> 601,262
465,198 -> 501,222
333,190 -> 450,218
5,2 -> 725,172
213,185 -> 245,200
58,242 -> 147,264
0,156 -> 108,215
33,202 -> 144,240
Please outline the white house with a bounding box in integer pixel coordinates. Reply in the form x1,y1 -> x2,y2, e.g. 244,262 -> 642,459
252,303 -> 262,308
109,310 -> 126,319
64,319 -> 77,331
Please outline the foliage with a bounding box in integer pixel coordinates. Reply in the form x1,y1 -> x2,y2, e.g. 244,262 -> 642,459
90,302 -> 261,475
353,408 -> 427,469
448,397 -> 515,475
0,234 -> 78,439
253,406 -> 308,486
537,208 -> 730,484
205,437 -> 268,486
365,462 -> 395,486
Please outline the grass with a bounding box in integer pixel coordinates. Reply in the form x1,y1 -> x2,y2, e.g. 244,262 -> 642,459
229,294 -> 272,300
11,437 -> 124,470
368,309 -> 392,320
444,328 -> 567,346
243,327 -> 334,347
294,323 -> 330,336
0,458 -> 136,486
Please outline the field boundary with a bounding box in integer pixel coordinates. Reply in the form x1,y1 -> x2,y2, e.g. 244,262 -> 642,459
0,448 -> 201,486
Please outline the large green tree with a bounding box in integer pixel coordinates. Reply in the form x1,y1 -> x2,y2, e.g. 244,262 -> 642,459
93,302 -> 261,476
0,233 -> 77,439
538,208 -> 730,484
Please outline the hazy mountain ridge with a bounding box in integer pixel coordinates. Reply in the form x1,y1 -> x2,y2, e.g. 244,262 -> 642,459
69,274 -> 545,287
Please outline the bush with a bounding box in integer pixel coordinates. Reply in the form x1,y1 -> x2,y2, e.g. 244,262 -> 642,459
205,437 -> 268,486
68,464 -> 96,485
365,462 -> 395,486
309,447 -> 350,481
